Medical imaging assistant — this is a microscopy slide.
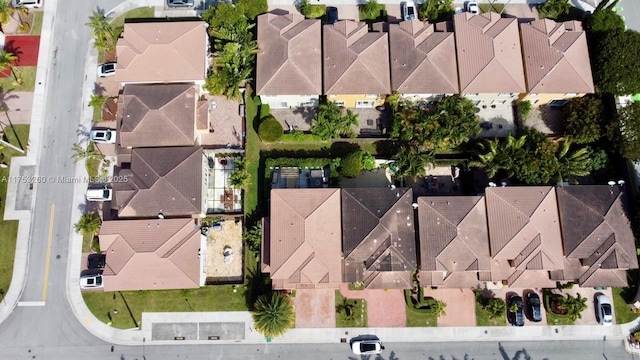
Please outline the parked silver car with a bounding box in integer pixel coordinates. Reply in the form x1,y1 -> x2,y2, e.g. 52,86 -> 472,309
596,294 -> 613,325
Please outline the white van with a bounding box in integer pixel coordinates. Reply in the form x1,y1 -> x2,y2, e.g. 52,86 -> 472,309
86,187 -> 112,201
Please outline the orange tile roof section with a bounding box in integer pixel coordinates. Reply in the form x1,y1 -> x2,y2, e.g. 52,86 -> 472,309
323,20 -> 391,95
453,13 -> 526,93
256,12 -> 322,95
112,147 -> 203,218
389,20 -> 459,94
118,84 -> 197,148
520,20 -> 594,93
99,218 -> 201,291
267,189 -> 342,289
116,21 -> 207,83
417,196 -> 490,288
485,186 -> 563,288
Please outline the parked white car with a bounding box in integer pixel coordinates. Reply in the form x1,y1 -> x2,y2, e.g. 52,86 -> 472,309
596,294 -> 613,325
401,1 -> 417,21
86,187 -> 112,201
466,1 -> 480,14
96,62 -> 116,77
80,273 -> 103,289
351,340 -> 384,355
12,0 -> 42,8
90,129 -> 116,144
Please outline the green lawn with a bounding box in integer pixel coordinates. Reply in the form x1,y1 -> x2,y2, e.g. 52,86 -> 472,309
335,290 -> 367,327
83,286 -> 249,329
613,287 -> 639,324
475,302 -> 506,326
31,11 -> 43,35
0,66 -> 37,92
244,87 -> 261,218
0,125 -> 30,303
406,305 -> 438,327
480,3 -> 504,13
359,4 -> 387,22
85,142 -> 101,178
92,105 -> 102,123
110,7 -> 155,38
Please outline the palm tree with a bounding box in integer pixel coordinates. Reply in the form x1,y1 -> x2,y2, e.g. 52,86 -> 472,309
478,134 -> 527,178
252,292 -> 295,338
0,50 -> 20,85
86,11 -> 116,52
538,0 -> 571,19
485,298 -> 506,319
431,299 -> 447,318
555,139 -> 591,182
559,293 -> 588,321
336,298 -> 356,320
71,143 -> 104,164
358,0 -> 381,18
0,0 -> 15,26
392,145 -> 434,179
74,212 -> 102,236
89,93 -> 107,110
311,102 -> 358,140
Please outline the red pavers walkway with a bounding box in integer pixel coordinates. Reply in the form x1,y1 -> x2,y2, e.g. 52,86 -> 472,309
0,35 -> 40,78
340,283 -> 406,327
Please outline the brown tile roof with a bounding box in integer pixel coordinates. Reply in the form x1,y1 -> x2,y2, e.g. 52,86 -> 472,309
341,188 -> 417,289
99,218 -> 201,291
266,189 -> 343,289
115,21 -> 207,83
323,21 -> 391,95
118,84 -> 197,148
453,13 -> 526,93
520,20 -> 594,93
485,186 -> 563,288
256,12 -> 322,95
112,147 -> 203,218
556,186 -> 638,287
417,196 -> 490,288
389,20 -> 459,94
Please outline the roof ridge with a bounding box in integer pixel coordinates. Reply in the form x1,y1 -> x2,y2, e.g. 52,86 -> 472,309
355,36 -> 389,91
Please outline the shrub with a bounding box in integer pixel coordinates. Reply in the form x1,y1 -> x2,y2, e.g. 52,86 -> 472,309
520,100 -> 532,118
340,151 -> 363,178
258,116 -> 284,142
299,0 -> 326,19
238,0 -> 268,19
362,152 -> 376,171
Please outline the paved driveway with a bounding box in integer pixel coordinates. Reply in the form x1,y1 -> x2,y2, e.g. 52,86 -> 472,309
423,288 -> 477,327
292,289 -> 336,328
340,284 -> 406,327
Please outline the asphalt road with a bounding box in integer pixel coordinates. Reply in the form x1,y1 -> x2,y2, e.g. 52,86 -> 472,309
619,0 -> 640,32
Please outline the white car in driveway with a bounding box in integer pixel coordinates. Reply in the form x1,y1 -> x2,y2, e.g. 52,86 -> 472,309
466,1 -> 480,14
80,273 -> 103,289
12,0 -> 42,8
90,129 -> 116,144
596,294 -> 613,325
96,62 -> 116,77
86,187 -> 112,201
351,340 -> 384,355
401,1 -> 417,21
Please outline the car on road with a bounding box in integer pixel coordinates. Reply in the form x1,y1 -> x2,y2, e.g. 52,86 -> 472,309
80,273 -> 103,289
596,294 -> 613,325
527,292 -> 542,322
96,62 -> 116,77
86,187 -> 112,201
351,340 -> 384,355
401,1 -> 417,21
89,129 -> 116,144
326,6 -> 338,24
508,295 -> 525,327
12,0 -> 42,8
87,254 -> 106,269
167,0 -> 194,7
466,1 -> 480,14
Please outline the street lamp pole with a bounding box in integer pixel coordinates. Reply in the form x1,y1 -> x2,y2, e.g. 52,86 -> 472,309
142,337 -> 146,360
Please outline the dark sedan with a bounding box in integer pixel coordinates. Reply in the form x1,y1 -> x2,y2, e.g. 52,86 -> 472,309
326,7 -> 338,24
527,292 -> 542,322
87,254 -> 106,269
508,295 -> 525,327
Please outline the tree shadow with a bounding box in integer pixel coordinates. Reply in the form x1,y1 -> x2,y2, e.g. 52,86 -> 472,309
118,291 -> 139,328
244,255 -> 271,309
93,82 -> 107,96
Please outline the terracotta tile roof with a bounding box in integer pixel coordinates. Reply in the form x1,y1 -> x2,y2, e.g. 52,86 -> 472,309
99,218 -> 201,291
485,186 -> 563,287
256,12 -> 322,95
556,186 -> 638,287
389,20 -> 459,94
112,147 -> 203,218
266,189 -> 343,289
323,21 -> 391,95
118,84 -> 197,148
341,188 -> 417,289
453,13 -> 526,93
417,196 -> 490,288
115,21 -> 207,83
520,20 -> 594,93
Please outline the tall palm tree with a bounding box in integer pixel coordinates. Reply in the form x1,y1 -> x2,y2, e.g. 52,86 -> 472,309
486,298 -> 506,320
0,50 -> 19,85
71,143 -> 104,164
86,11 -> 115,52
311,102 -> 358,140
0,0 -> 15,26
478,134 -> 527,178
89,93 -> 107,110
555,139 -> 591,182
74,212 -> 102,236
559,293 -> 587,321
392,145 -> 434,179
252,292 -> 295,338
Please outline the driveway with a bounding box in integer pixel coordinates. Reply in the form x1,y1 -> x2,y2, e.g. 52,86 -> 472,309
4,92 -> 33,125
292,289 -> 336,328
561,286 -> 614,326
340,283 -> 406,327
422,288 -> 477,327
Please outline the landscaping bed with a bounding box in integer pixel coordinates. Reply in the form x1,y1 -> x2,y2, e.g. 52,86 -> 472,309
335,290 -> 367,327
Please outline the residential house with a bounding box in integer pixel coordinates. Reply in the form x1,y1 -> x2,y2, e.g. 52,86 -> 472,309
262,189 -> 343,290
519,19 -> 594,106
389,20 -> 459,100
341,188 -> 417,289
323,21 -> 390,108
453,13 -> 526,107
112,147 -> 205,218
417,196 -> 491,288
115,21 -> 208,85
485,186 -> 564,288
256,12 -> 322,109
99,218 -> 204,291
117,84 -> 197,149
555,186 -> 638,287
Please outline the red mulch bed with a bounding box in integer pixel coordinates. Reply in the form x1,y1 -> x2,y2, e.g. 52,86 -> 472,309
0,35 -> 40,78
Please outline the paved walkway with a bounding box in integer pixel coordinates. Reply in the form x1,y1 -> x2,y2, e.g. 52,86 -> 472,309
423,288 -> 477,327
339,284 -> 406,327
293,289 -> 336,328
